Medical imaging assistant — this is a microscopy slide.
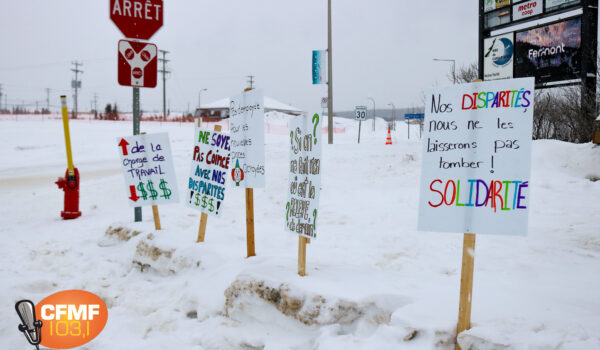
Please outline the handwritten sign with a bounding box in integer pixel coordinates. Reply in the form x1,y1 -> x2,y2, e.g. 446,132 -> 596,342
418,78 -> 534,236
117,132 -> 179,206
229,89 -> 266,188
285,114 -> 322,239
186,127 -> 230,216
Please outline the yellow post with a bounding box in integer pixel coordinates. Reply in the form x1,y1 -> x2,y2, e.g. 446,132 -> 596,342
60,96 -> 75,176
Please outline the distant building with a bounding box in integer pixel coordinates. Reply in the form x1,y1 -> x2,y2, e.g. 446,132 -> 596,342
195,96 -> 303,119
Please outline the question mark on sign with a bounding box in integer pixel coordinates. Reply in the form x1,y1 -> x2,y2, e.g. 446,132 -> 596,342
286,202 -> 290,221
312,113 -> 319,145
312,209 -> 317,231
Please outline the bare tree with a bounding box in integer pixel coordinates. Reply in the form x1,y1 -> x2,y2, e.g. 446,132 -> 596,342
451,63 -> 479,84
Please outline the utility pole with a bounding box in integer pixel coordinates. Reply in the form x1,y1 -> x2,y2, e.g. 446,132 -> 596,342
158,50 -> 170,121
71,61 -> 83,118
247,75 -> 255,89
327,0 -> 333,144
0,84 -> 3,111
46,88 -> 50,111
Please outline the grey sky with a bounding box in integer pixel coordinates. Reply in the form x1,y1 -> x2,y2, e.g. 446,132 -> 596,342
0,1 -> 479,114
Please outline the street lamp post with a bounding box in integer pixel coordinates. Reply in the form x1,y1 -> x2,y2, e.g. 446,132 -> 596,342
387,103 -> 395,131
433,58 -> 456,84
368,97 -> 376,132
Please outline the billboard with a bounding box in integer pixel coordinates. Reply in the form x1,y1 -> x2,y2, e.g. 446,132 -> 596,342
485,7 -> 512,28
513,0 -> 543,21
546,0 -> 581,12
484,0 -> 511,12
514,17 -> 581,83
484,33 -> 514,80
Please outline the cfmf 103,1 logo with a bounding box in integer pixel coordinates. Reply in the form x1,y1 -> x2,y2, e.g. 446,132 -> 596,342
15,290 -> 108,349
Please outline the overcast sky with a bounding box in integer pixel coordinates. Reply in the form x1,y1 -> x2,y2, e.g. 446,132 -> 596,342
0,1 -> 479,114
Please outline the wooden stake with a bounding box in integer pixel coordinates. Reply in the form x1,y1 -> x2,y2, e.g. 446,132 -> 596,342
196,121 -> 222,243
298,236 -> 309,276
456,233 -> 476,350
245,188 -> 256,257
197,212 -> 208,242
152,205 -> 161,230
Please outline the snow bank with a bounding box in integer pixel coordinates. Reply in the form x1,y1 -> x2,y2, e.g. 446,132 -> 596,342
0,115 -> 599,349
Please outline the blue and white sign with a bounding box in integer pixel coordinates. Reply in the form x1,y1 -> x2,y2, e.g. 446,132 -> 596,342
484,33 -> 514,81
405,113 -> 424,120
312,50 -> 327,85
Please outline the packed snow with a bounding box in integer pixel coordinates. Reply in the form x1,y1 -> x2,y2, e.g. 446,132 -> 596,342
1,113 -> 599,349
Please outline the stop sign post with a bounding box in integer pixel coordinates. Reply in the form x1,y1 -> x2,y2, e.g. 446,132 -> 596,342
111,0 -> 163,223
110,0 -> 163,40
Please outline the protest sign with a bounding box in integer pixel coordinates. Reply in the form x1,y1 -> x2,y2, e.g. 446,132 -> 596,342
186,126 -> 230,217
418,78 -> 534,236
117,132 -> 179,206
229,88 -> 266,188
286,114 -> 322,240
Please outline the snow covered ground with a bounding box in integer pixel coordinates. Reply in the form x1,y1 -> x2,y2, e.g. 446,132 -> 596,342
1,114 -> 599,349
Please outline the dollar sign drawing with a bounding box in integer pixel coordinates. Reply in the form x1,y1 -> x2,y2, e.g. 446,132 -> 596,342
159,179 -> 172,199
195,193 -> 201,206
137,182 -> 148,200
147,180 -> 158,200
208,198 -> 214,212
201,196 -> 207,208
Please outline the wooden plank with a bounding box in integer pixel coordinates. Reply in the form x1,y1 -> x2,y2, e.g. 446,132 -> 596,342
245,188 -> 256,257
456,233 -> 476,350
196,122 -> 222,243
298,236 -> 307,276
197,212 -> 208,242
151,205 -> 161,230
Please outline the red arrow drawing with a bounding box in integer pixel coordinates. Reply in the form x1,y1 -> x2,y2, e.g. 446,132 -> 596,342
119,138 -> 129,155
129,185 -> 140,202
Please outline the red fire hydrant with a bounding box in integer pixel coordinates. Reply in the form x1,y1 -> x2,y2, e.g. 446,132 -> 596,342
56,168 -> 82,219
57,95 -> 82,219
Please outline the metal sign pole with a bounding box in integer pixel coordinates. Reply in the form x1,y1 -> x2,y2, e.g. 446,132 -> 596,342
133,86 -> 142,222
358,120 -> 362,144
327,0 -> 333,144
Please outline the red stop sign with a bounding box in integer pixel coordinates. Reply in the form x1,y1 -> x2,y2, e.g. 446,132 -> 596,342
110,0 -> 163,40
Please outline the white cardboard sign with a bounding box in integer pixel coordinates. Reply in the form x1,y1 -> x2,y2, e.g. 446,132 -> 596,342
285,114 -> 322,239
186,127 -> 231,216
418,78 -> 534,236
117,132 -> 179,207
229,88 -> 266,188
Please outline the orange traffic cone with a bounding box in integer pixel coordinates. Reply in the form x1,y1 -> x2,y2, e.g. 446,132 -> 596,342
385,127 -> 392,145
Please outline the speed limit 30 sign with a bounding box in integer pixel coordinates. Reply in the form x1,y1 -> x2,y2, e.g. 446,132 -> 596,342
355,106 -> 367,121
